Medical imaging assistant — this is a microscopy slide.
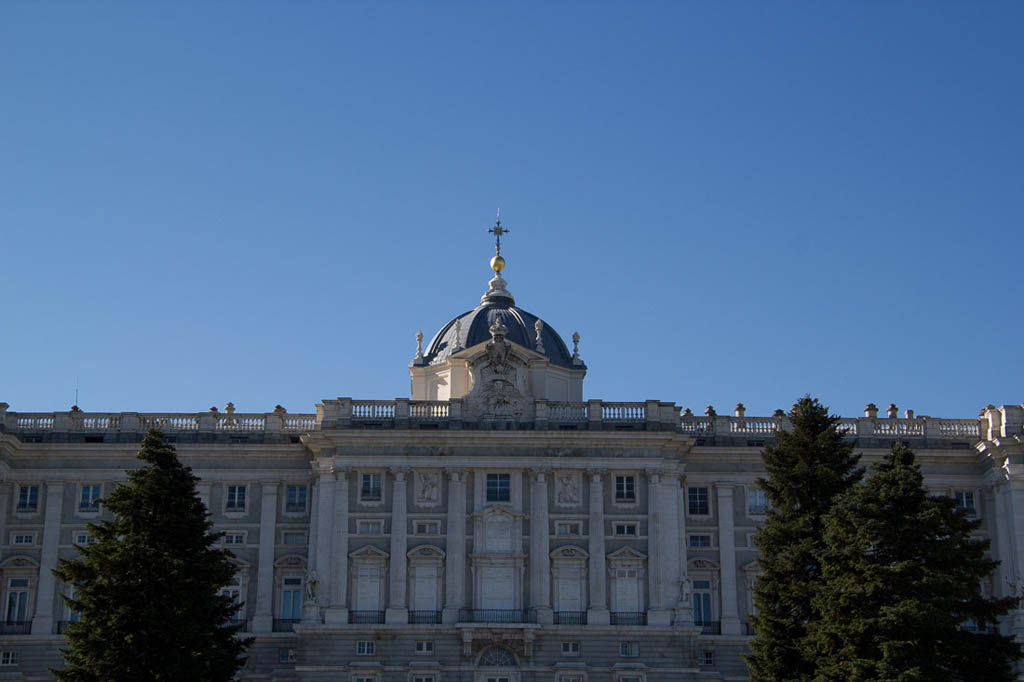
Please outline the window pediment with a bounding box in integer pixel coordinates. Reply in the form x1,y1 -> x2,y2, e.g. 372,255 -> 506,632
471,504 -> 525,519
688,557 -> 719,571
408,544 -> 446,559
607,546 -> 646,562
0,556 -> 39,570
550,546 -> 589,560
350,545 -> 390,560
274,554 -> 307,569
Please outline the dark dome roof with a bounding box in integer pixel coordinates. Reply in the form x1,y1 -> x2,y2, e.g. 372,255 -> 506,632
422,298 -> 579,369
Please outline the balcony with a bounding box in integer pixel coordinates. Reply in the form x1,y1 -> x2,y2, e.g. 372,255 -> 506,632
553,611 -> 588,625
610,611 -> 646,626
0,621 -> 30,635
272,618 -> 299,632
408,610 -> 442,624
458,608 -> 537,623
348,610 -> 385,624
698,620 -> 722,635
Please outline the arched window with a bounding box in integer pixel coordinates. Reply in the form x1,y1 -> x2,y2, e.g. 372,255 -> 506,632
478,646 -> 517,667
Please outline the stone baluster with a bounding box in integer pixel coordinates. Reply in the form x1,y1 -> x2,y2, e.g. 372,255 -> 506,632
587,471 -> 609,624
386,469 -> 409,623
716,484 -> 741,635
443,469 -> 467,623
32,481 -> 64,633
530,469 -> 552,623
252,481 -> 279,632
326,469 -> 350,624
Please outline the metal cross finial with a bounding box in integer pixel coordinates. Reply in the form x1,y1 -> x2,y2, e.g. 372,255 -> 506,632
487,210 -> 509,255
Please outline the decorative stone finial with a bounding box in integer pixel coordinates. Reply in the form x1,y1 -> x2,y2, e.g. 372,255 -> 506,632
225,402 -> 236,414
274,404 -> 287,414
481,215 -> 515,304
415,330 -> 424,359
773,409 -> 786,418
905,409 -> 914,419
887,403 -> 898,418
209,406 -> 219,413
705,405 -> 717,417
534,319 -> 545,353
451,319 -> 463,351
683,408 -> 693,416
571,331 -> 582,365
865,403 -> 878,418
70,405 -> 81,412
489,319 -> 509,342
734,403 -> 746,417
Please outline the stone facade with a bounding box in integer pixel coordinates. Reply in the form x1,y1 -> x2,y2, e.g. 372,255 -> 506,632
1,266 -> 1023,681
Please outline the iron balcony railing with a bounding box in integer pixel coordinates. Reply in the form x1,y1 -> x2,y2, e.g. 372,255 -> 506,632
408,610 -> 442,624
610,611 -> 647,626
698,620 -> 722,635
272,618 -> 300,632
348,610 -> 386,624
458,608 -> 537,623
0,621 -> 31,635
553,611 -> 588,625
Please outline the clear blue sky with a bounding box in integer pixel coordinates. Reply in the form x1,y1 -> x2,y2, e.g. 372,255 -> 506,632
2,2 -> 1022,419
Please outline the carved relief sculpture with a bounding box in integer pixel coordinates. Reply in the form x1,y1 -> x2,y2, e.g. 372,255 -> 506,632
555,472 -> 580,506
416,471 -> 440,505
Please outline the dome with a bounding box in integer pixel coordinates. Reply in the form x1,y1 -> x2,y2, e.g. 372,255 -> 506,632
420,275 -> 581,370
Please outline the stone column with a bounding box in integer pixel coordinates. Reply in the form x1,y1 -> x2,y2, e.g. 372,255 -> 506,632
32,481 -> 64,633
443,469 -> 467,624
716,483 -> 741,635
386,469 -> 409,623
252,481 -> 278,633
305,465 -> 335,621
587,471 -> 609,624
530,469 -> 552,623
325,469 -> 350,624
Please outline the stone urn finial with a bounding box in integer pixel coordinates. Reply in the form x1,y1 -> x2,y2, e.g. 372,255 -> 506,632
534,319 -> 545,354
734,403 -> 746,417
225,402 -> 236,414
773,408 -> 785,418
571,331 -> 582,365
415,330 -> 424,360
887,403 -> 898,418
451,319 -> 463,351
705,405 -> 717,417
683,408 -> 693,417
273,404 -> 287,414
865,403 -> 878,418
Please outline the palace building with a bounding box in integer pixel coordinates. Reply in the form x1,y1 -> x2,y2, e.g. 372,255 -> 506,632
1,226 -> 1022,681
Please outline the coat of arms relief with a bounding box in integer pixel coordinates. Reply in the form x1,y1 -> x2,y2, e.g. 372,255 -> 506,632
463,319 -> 533,421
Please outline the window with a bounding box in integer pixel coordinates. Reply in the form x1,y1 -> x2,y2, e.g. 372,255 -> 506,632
412,676 -> 436,682
689,534 -> 711,548
281,577 -> 302,620
560,677 -> 584,682
415,520 -> 440,535
278,647 -> 296,663
486,473 -> 510,502
693,579 -> 713,625
74,533 -> 95,545
688,487 -> 709,515
5,579 -> 29,624
748,489 -> 768,515
79,485 -> 101,511
361,474 -> 382,502
282,532 -> 307,545
956,490 -> 977,516
356,640 -> 375,655
618,677 -> 642,682
286,485 -> 307,512
16,486 -> 38,513
555,521 -> 582,536
11,534 -> 34,546
415,639 -> 434,654
613,522 -> 638,537
220,574 -> 243,622
353,677 -> 378,682
357,520 -> 384,535
561,640 -> 580,655
0,651 -> 17,666
223,532 -> 246,545
226,485 -> 247,511
700,649 -> 715,665
619,641 -> 639,657
615,475 -> 636,502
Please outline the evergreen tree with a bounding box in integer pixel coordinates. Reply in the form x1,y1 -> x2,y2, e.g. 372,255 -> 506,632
812,441 -> 1020,682
747,396 -> 863,682
54,429 -> 250,682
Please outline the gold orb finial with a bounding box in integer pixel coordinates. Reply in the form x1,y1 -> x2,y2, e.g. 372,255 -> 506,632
490,254 -> 506,272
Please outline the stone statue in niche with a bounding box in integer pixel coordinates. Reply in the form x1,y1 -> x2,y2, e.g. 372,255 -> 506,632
416,471 -> 440,505
556,473 -> 580,506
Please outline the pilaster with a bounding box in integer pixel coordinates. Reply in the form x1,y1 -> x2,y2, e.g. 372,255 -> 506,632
32,481 -> 64,634
252,481 -> 278,633
530,469 -> 552,624
716,483 -> 741,635
442,469 -> 467,624
325,468 -> 350,624
386,469 -> 409,623
306,464 -> 335,621
587,470 -> 609,624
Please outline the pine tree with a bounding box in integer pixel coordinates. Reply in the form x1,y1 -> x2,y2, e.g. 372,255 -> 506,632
811,441 -> 1020,682
747,396 -> 863,682
54,429 -> 250,682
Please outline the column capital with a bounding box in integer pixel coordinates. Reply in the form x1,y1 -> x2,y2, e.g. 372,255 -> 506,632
645,469 -> 662,484
529,468 -> 551,482
260,481 -> 280,493
714,482 -> 735,496
445,468 -> 467,483
587,469 -> 608,483
393,468 -> 411,481
334,467 -> 352,482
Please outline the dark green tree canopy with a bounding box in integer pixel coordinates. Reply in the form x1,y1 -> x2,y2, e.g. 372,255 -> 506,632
747,396 -> 863,682
812,441 -> 1020,682
54,429 -> 250,682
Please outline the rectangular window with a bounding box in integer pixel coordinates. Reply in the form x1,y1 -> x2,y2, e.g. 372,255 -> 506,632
357,520 -> 384,535
619,641 -> 639,657
619,677 -> 642,682
689,534 -> 711,548
281,577 -> 302,620
353,678 -> 378,682
278,647 -> 296,663
559,677 -> 584,682
5,579 -> 29,624
361,474 -> 382,501
414,521 -> 440,535
413,677 -> 436,682
956,491 -> 976,516
486,474 -> 511,502
615,475 -> 636,502
16,486 -> 38,513
286,485 -> 308,512
74,533 -> 95,545
282,532 -> 306,545
701,649 -> 715,665
688,487 -> 710,515
613,522 -> 638,537
415,639 -> 434,654
356,640 -> 375,655
693,579 -> 713,625
561,640 -> 580,655
223,532 -> 245,545
0,651 -> 17,666
79,485 -> 101,511
748,489 -> 768,515
220,575 -> 243,622
11,534 -> 33,546
555,521 -> 582,536
226,485 -> 247,511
